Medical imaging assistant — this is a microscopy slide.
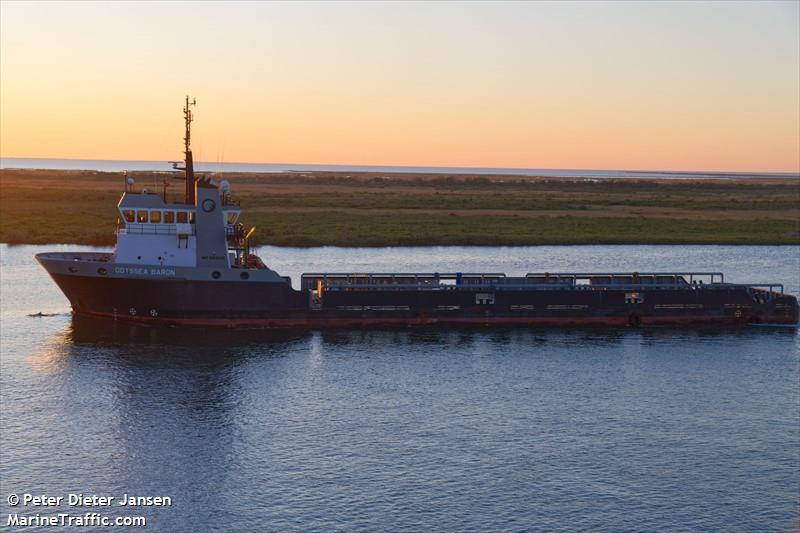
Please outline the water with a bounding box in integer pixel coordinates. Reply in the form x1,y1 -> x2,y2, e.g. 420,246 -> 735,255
3,157 -> 798,180
1,244 -> 798,531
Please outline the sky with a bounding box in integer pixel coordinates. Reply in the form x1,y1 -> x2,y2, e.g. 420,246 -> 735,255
1,1 -> 798,172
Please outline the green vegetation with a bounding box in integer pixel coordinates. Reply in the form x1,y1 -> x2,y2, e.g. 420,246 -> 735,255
1,169 -> 798,246
238,180 -> 800,212
251,212 -> 800,246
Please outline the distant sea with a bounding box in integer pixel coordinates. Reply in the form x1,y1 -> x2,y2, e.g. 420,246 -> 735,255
2,157 -> 798,180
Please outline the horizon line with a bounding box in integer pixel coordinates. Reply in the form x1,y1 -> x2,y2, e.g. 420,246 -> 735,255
2,156 -> 798,177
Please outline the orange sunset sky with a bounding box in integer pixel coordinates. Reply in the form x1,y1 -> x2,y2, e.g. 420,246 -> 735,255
1,1 -> 798,173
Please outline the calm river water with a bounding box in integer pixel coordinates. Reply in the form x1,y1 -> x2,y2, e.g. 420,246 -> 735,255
1,244 -> 798,531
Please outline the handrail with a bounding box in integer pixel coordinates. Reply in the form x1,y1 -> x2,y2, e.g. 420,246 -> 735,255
525,272 -> 725,285
300,272 -> 787,295
524,272 -> 724,276
302,272 -> 507,279
119,223 -> 194,236
748,284 -> 784,294
320,281 -> 785,293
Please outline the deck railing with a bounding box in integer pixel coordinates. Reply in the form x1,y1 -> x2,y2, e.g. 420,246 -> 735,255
118,223 -> 195,236
301,273 -> 506,290
525,272 -> 725,284
300,271 -> 783,295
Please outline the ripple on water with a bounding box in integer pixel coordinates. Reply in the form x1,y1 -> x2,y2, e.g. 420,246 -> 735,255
1,244 -> 798,531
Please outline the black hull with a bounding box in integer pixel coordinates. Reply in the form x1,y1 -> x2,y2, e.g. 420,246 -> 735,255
48,273 -> 799,329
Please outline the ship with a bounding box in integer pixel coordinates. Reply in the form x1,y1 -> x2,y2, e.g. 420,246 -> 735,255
36,98 -> 799,328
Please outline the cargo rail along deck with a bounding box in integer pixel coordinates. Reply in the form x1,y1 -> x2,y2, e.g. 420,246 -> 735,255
36,99 -> 799,328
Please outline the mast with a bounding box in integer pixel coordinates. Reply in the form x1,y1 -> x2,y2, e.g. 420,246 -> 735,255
183,96 -> 197,205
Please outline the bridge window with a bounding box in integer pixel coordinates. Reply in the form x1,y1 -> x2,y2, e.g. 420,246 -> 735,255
122,210 -> 134,222
136,210 -> 148,223
163,211 -> 175,223
150,211 -> 162,223
176,211 -> 188,223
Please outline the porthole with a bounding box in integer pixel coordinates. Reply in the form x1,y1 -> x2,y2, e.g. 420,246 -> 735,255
97,267 -> 108,275
212,271 -> 221,279
201,198 -> 216,213
68,266 -> 78,273
137,256 -> 142,260
240,272 -> 250,280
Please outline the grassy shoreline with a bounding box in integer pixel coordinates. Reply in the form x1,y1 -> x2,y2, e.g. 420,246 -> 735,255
1,169 -> 798,246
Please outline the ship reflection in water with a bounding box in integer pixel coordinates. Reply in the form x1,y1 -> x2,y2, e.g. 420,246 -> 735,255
12,314 -> 799,530
43,312 -> 799,363
3,244 -> 799,531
